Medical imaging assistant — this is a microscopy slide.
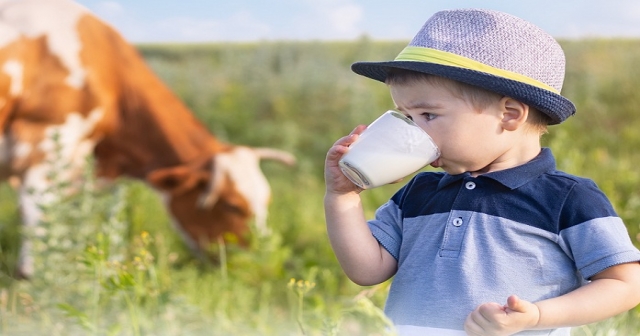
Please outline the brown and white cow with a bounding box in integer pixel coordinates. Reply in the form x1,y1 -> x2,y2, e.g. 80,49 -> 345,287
0,0 -> 295,279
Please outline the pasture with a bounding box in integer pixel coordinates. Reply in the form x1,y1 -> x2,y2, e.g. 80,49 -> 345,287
0,38 -> 639,335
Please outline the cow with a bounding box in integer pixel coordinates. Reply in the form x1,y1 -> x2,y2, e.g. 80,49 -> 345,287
0,0 -> 295,279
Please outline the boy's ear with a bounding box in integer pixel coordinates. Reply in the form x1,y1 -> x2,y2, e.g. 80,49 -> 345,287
500,97 -> 529,131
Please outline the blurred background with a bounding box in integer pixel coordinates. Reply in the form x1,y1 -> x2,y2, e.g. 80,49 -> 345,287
0,1 -> 639,335
76,0 -> 640,43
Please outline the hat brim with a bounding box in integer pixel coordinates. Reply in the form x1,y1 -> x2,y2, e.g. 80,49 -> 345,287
351,61 -> 576,125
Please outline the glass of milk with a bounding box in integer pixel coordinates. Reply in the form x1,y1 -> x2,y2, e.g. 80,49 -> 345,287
339,110 -> 440,189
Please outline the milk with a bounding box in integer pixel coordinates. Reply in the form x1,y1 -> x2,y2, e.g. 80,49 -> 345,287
339,111 -> 440,189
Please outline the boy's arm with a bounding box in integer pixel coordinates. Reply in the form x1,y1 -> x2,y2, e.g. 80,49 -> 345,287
464,261 -> 640,336
324,125 -> 397,286
535,261 -> 640,327
325,192 -> 397,285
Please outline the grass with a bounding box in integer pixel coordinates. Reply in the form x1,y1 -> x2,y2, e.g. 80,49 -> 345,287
0,38 -> 639,335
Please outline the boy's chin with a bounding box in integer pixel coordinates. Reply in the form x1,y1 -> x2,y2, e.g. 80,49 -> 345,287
439,164 -> 469,176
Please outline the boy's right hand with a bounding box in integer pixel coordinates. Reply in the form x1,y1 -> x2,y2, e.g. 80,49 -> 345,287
324,125 -> 367,195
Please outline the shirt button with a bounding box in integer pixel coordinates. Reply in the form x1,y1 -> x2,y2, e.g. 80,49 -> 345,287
465,181 -> 476,190
453,217 -> 463,227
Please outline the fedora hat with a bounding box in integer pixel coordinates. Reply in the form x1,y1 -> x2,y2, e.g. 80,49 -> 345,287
351,9 -> 576,124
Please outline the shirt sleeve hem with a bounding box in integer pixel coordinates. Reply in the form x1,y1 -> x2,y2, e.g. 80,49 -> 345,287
368,224 -> 400,261
580,250 -> 640,279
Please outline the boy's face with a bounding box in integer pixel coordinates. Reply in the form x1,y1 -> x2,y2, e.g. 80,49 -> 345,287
390,79 -> 512,175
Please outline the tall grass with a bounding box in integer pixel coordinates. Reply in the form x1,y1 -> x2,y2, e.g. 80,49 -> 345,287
0,38 -> 639,335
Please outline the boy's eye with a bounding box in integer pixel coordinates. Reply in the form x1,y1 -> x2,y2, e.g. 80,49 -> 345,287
422,113 -> 436,121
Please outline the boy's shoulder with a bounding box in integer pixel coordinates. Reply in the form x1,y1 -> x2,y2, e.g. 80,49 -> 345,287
543,169 -> 605,195
546,168 -> 593,183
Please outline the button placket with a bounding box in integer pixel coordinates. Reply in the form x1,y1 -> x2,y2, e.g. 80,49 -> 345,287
440,212 -> 472,258
439,180 -> 476,258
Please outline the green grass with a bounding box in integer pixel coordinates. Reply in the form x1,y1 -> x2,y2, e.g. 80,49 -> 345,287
0,38 -> 639,335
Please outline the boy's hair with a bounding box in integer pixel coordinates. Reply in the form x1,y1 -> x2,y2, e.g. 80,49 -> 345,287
385,69 -> 550,134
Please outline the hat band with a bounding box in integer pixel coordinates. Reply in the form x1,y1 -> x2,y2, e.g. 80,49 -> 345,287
394,46 -> 559,94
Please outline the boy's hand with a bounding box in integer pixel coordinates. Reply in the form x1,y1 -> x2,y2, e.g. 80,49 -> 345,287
464,295 -> 540,336
324,125 -> 367,195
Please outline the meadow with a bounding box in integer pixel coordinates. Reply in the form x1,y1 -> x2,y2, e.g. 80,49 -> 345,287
0,38 -> 639,335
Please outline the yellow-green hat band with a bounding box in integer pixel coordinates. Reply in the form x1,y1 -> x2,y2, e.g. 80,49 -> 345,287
395,46 -> 559,94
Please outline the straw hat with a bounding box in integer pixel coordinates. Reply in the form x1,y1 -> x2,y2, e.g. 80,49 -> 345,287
351,9 -> 576,124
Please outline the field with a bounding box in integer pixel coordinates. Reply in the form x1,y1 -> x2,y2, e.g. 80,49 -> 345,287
0,38 -> 639,335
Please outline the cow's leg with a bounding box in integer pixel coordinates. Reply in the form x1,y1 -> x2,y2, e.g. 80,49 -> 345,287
13,111 -> 102,279
15,164 -> 57,279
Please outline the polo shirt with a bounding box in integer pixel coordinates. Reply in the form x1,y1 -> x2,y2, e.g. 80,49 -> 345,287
368,148 -> 640,336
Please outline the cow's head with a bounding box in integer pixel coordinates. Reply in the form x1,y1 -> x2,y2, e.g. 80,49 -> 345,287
146,146 -> 295,254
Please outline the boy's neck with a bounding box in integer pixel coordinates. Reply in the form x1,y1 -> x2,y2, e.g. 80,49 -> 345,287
471,136 -> 542,177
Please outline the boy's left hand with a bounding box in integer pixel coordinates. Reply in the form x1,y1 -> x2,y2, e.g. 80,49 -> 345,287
464,295 -> 540,336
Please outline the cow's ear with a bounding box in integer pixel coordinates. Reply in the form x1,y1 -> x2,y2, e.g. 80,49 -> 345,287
147,166 -> 204,195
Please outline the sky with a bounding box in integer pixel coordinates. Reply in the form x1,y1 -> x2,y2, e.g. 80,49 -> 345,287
73,0 -> 640,43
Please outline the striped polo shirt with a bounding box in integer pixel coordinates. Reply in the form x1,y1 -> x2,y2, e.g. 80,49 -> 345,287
368,148 -> 640,336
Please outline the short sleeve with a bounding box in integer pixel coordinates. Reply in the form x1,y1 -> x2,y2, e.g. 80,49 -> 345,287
368,200 -> 403,260
558,179 -> 640,279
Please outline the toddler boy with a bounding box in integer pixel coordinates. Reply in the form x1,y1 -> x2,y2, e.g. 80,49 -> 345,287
324,8 -> 640,336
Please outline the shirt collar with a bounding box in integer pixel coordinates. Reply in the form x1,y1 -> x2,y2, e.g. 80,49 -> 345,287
437,148 -> 556,190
